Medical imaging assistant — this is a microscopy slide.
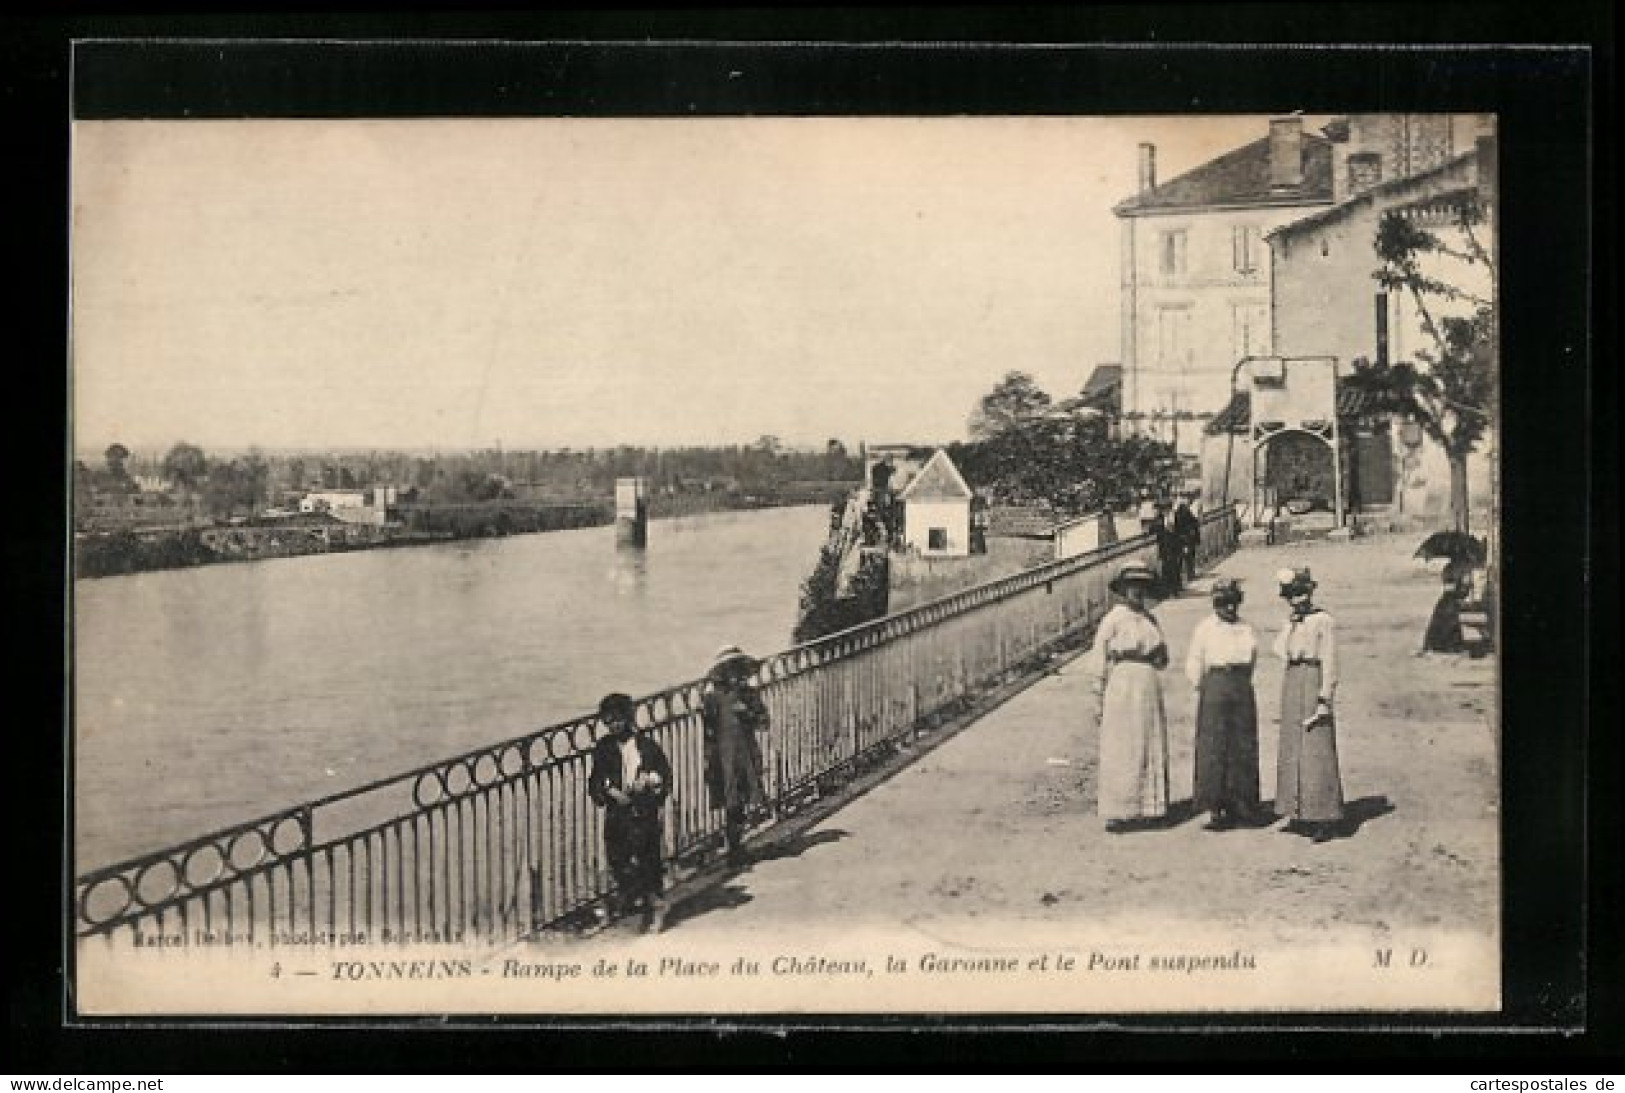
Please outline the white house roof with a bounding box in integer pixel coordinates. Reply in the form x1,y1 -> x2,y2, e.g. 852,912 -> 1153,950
899,449 -> 973,502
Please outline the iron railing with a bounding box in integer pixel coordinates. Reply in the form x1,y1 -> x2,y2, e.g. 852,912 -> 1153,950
75,506 -> 1239,945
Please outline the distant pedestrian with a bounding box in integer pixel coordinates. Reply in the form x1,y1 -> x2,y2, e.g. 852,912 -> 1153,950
587,692 -> 674,933
702,644 -> 771,864
1137,493 -> 1159,534
1272,567 -> 1345,843
1185,578 -> 1262,830
1089,561 -> 1171,831
1420,556 -> 1474,655
1152,505 -> 1183,596
1172,497 -> 1201,582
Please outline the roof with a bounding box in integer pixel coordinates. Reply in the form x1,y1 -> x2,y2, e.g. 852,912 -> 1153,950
1268,148 -> 1481,241
1204,385 -> 1390,435
1115,134 -> 1334,216
1081,363 -> 1122,399
985,505 -> 1059,538
899,449 -> 974,502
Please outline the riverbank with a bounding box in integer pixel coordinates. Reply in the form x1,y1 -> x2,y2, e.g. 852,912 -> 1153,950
73,490 -> 844,579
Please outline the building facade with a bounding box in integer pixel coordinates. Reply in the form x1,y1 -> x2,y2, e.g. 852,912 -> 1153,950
1113,118 -> 1335,461
899,449 -> 974,558
1263,124 -> 1497,524
1114,113 -> 1497,476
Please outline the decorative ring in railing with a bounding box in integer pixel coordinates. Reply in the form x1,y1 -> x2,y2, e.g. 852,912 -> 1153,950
77,807 -> 312,932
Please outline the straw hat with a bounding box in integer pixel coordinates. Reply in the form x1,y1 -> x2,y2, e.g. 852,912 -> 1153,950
1275,566 -> 1317,598
708,644 -> 759,679
1108,561 -> 1159,596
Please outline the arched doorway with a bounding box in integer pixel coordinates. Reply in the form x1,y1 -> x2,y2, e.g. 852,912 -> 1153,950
1255,428 -> 1338,518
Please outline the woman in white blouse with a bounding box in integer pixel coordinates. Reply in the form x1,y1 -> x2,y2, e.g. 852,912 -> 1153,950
1272,567 -> 1345,842
1089,561 -> 1171,832
1184,577 -> 1262,830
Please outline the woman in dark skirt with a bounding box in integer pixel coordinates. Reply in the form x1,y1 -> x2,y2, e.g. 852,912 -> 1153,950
701,644 -> 771,865
1184,577 -> 1262,829
1272,567 -> 1344,843
1420,557 -> 1473,654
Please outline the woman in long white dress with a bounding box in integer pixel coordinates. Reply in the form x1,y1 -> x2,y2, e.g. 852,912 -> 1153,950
1089,561 -> 1171,832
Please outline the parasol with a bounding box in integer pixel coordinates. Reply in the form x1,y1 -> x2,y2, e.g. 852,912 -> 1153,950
1414,531 -> 1487,564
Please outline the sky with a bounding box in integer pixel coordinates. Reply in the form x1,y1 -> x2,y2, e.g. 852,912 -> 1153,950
71,115 -> 1282,457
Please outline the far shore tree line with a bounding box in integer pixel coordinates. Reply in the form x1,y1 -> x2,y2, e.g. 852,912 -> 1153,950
75,438 -> 866,528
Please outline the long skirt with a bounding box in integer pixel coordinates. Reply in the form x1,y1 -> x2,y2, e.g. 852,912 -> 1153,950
1193,668 -> 1261,814
1422,591 -> 1465,653
1275,662 -> 1345,822
1097,662 -> 1170,820
705,727 -> 766,813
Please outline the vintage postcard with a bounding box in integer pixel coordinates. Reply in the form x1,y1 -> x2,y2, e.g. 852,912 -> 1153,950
69,48 -> 1520,1018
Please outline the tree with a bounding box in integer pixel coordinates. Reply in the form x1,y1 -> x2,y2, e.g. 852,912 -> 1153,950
162,442 -> 208,496
950,412 -> 1172,515
824,438 -> 852,480
1349,206 -> 1497,532
94,442 -> 138,495
968,371 -> 1053,440
73,460 -> 98,524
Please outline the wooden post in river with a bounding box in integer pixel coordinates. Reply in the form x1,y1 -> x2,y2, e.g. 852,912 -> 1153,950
615,477 -> 648,548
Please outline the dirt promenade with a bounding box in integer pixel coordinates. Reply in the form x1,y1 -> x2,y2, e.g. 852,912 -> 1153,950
542,530 -> 1500,1012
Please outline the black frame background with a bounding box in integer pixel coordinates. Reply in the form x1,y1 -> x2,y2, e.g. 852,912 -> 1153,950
7,7 -> 1615,1071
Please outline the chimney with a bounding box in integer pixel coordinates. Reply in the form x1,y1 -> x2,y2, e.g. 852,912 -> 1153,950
1269,117 -> 1304,190
1138,143 -> 1157,194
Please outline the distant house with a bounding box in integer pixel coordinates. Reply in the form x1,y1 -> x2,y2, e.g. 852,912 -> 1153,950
863,443 -> 934,496
898,449 -> 974,558
299,490 -> 368,514
1073,363 -> 1122,417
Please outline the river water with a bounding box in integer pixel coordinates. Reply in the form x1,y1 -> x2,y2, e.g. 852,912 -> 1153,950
73,505 -> 828,869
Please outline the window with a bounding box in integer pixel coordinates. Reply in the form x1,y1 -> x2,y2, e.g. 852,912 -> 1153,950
1156,306 -> 1193,368
1158,230 -> 1188,277
927,528 -> 948,551
1232,302 -> 1271,360
1232,224 -> 1262,274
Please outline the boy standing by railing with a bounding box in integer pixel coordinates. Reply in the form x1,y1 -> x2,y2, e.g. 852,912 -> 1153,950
588,692 -> 674,933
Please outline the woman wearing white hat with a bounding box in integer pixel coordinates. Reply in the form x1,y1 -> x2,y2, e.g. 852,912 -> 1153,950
701,645 -> 771,864
1272,567 -> 1344,842
1089,561 -> 1172,832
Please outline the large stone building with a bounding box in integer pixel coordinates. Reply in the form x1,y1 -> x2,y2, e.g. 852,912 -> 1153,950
1114,113 -> 1496,477
1196,117 -> 1497,526
1113,117 -> 1335,462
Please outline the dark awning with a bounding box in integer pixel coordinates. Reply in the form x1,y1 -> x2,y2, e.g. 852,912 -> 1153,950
1204,384 -> 1389,436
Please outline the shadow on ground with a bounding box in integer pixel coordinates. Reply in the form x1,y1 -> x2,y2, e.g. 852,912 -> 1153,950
1267,794 -> 1396,842
665,830 -> 851,930
753,827 -> 851,862
666,882 -> 754,929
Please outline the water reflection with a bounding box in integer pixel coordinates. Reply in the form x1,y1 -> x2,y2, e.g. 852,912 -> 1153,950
74,505 -> 825,867
609,540 -> 650,596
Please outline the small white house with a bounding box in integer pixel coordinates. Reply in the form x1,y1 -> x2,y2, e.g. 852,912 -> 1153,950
299,489 -> 368,514
899,449 -> 974,558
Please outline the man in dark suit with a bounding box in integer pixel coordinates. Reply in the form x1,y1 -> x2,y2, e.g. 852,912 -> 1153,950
588,692 -> 674,933
1172,496 -> 1202,582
